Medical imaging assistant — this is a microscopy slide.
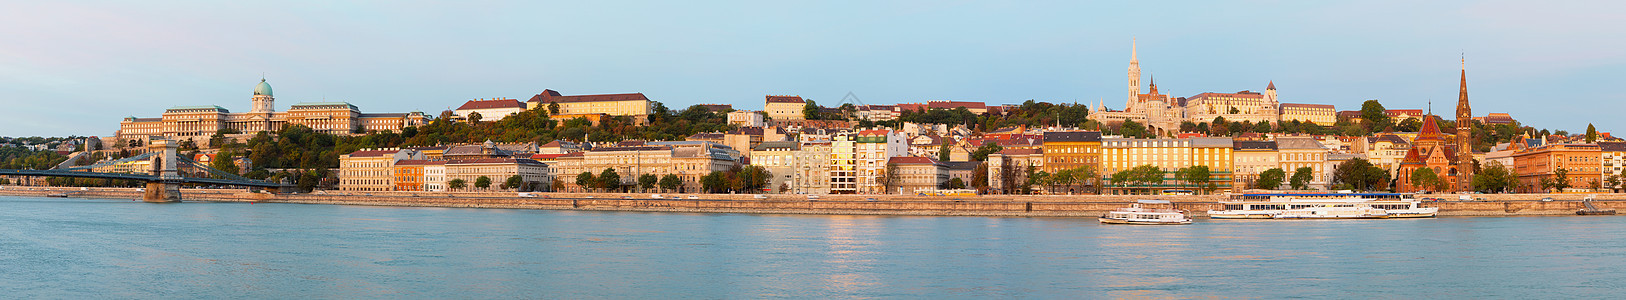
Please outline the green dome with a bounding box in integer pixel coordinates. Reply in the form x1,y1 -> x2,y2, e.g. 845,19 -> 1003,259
254,79 -> 273,96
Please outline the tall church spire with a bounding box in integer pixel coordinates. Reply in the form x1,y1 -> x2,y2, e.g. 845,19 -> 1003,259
1455,56 -> 1474,192
1126,38 -> 1142,109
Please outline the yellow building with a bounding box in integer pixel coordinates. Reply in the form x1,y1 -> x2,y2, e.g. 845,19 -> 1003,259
764,95 -> 807,120
1100,137 -> 1233,195
339,148 -> 423,192
1279,103 -> 1336,125
1041,131 -> 1103,174
116,79 -> 428,146
525,89 -> 653,124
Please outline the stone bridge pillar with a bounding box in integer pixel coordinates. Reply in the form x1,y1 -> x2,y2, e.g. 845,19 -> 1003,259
143,138 -> 181,203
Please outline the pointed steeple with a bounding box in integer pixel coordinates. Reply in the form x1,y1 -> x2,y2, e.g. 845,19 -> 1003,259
1267,80 -> 1275,90
1148,74 -> 1158,95
1131,38 -> 1138,63
1418,113 -> 1444,141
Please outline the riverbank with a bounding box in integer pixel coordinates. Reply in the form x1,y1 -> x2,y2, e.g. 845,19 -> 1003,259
2,186 -> 1623,217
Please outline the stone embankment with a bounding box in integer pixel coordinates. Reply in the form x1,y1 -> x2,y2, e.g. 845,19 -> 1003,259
3,186 -> 1626,217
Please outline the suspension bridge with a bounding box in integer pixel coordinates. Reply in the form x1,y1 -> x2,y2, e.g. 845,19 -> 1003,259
0,138 -> 292,202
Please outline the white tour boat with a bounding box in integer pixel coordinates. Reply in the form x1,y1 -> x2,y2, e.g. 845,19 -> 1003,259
1272,205 -> 1390,219
1100,200 -> 1192,225
1208,193 -> 1437,220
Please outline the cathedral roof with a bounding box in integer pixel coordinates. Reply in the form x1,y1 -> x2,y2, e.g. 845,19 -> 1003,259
1416,115 -> 1444,141
1400,147 -> 1424,165
254,79 -> 272,97
1267,81 -> 1276,90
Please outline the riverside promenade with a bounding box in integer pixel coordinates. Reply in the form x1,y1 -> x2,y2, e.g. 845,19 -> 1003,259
1,186 -> 1621,217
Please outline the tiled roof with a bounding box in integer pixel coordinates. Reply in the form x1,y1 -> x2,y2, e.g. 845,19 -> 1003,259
526,89 -> 650,103
765,95 -> 805,104
345,149 -> 401,157
447,158 -> 542,165
1600,142 -> 1626,152
943,161 -> 980,171
753,141 -> 800,151
456,99 -> 524,110
888,156 -> 940,165
530,153 -> 568,160
1233,140 -> 1277,150
1275,137 -> 1325,150
1416,116 -> 1444,141
997,148 -> 1043,156
394,160 -> 445,166
1043,131 -> 1102,143
1280,103 -> 1335,109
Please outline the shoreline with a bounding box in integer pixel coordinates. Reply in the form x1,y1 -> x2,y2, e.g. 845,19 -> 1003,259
1,187 -> 1621,217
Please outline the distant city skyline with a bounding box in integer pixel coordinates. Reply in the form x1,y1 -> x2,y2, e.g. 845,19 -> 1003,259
2,1 -> 1624,137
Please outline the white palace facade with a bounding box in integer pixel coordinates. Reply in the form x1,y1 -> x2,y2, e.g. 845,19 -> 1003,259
116,79 -> 428,146
1090,40 -> 1328,136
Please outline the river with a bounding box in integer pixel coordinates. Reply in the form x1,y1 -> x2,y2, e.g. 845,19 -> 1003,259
3,195 -> 1623,298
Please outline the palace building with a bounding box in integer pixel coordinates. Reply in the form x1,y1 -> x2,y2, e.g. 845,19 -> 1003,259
115,79 -> 429,146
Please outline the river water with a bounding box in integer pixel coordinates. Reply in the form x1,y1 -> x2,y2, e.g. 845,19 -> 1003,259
3,195 -> 1623,298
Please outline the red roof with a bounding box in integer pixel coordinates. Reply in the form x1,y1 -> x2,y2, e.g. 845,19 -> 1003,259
345,149 -> 400,157
447,158 -> 542,165
765,95 -> 805,104
527,89 -> 649,103
1417,116 -> 1444,141
530,153 -> 568,160
456,99 -> 524,110
888,156 -> 940,165
394,160 -> 445,166
927,100 -> 986,110
858,129 -> 892,136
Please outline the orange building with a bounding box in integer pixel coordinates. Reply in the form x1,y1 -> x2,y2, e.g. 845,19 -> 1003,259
1396,115 -> 1462,193
1514,143 -> 1602,193
393,160 -> 432,191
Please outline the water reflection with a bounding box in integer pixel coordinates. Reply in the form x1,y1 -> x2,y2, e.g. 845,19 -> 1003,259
5,197 -> 1626,298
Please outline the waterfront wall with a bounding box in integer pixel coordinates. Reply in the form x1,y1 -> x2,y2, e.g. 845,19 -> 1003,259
4,186 -> 1626,217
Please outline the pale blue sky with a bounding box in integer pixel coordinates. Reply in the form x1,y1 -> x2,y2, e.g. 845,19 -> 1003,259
2,1 -> 1623,137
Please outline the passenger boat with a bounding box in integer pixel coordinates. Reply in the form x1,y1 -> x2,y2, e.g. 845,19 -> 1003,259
1272,205 -> 1390,219
1100,200 -> 1192,225
1208,193 -> 1437,220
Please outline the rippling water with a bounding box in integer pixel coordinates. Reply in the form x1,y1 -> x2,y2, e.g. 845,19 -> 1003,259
3,195 -> 1625,298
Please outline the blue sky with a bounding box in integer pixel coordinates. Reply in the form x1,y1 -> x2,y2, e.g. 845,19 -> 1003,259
2,1 -> 1623,137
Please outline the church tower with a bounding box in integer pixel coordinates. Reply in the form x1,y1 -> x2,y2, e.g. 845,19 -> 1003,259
1264,81 -> 1278,104
251,78 -> 275,113
1126,39 -> 1141,111
1455,59 -> 1474,191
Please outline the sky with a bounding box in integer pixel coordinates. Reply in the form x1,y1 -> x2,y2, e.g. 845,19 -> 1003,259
2,0 -> 1623,137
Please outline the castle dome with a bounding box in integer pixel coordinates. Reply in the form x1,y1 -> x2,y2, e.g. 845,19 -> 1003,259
254,79 -> 273,97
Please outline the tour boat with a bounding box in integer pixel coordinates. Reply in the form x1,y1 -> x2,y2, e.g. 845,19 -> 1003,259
1271,205 -> 1390,219
1100,200 -> 1192,225
1208,193 -> 1437,220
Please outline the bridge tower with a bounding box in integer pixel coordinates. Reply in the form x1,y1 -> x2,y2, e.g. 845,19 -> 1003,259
144,138 -> 182,202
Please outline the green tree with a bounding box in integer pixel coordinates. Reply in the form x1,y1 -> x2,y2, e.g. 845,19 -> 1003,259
1544,167 -> 1572,192
938,142 -> 952,162
1129,165 -> 1165,186
210,151 -> 240,175
1290,167 -> 1314,190
1359,99 -> 1390,132
1071,166 -> 1099,194
701,171 -> 726,193
970,143 -> 1003,162
1331,158 -> 1389,191
802,100 -> 820,120
475,176 -> 492,189
468,112 -> 483,123
943,177 -> 966,189
1606,175 -> 1623,193
575,172 -> 596,192
548,101 -> 560,115
1119,120 -> 1148,138
971,163 -> 989,192
1410,167 -> 1442,192
505,175 -> 525,190
638,174 -> 658,192
448,178 -> 467,190
598,168 -> 622,192
1586,123 -> 1598,143
1256,168 -> 1286,190
1181,165 -> 1212,192
659,174 -> 683,192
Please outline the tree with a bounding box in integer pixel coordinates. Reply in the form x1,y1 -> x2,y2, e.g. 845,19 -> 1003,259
938,142 -> 952,162
1332,158 -> 1389,191
575,172 -> 596,192
701,171 -> 726,193
468,112 -> 483,124
1119,120 -> 1148,138
448,178 -> 468,190
1071,166 -> 1099,194
1544,167 -> 1572,192
598,168 -> 622,192
1127,165 -> 1165,186
1410,167 -> 1443,193
970,143 -> 1003,162
552,178 -> 565,192
971,163 -> 990,193
638,174 -> 658,192
475,176 -> 492,189
1586,123 -> 1598,143
1290,167 -> 1314,190
802,100 -> 821,120
659,174 -> 683,192
1256,168 -> 1286,190
505,175 -> 525,190
1359,100 -> 1390,132
876,164 -> 898,194
944,177 -> 966,189
210,151 -> 241,175
1472,162 -> 1516,193
1181,166 -> 1212,193
548,101 -> 561,115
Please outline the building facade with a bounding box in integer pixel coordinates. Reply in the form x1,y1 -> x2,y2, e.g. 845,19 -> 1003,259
117,79 -> 428,146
